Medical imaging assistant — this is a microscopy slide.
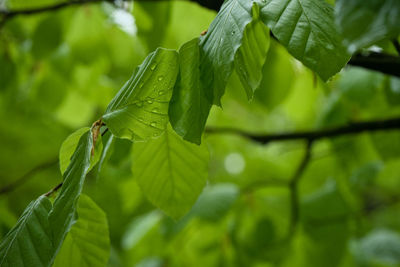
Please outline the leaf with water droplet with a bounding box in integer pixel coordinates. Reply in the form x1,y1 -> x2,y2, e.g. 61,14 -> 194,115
103,48 -> 179,141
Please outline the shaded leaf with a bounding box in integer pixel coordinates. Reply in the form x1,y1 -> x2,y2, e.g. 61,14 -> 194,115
199,0 -> 254,105
103,48 -> 179,141
259,0 -> 350,80
0,196 -> 53,267
335,0 -> 400,53
49,130 -> 93,250
169,38 -> 212,145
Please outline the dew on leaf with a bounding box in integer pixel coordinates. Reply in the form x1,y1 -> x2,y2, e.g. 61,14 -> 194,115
150,63 -> 157,70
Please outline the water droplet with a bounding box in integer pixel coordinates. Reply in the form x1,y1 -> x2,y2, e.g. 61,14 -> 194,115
158,76 -> 164,81
150,122 -> 157,127
150,63 -> 157,70
147,99 -> 153,104
135,102 -> 143,107
139,82 -> 144,88
153,133 -> 159,137
158,90 -> 165,95
231,31 -> 235,35
138,117 -> 144,122
152,107 -> 159,113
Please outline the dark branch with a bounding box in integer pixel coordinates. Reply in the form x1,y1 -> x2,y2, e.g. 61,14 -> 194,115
0,158 -> 58,195
287,140 -> 312,237
206,117 -> 400,144
348,52 -> 400,77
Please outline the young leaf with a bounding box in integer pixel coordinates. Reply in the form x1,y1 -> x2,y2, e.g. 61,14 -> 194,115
0,196 -> 54,267
335,0 -> 400,53
53,194 -> 110,267
103,48 -> 179,141
235,4 -> 270,100
59,127 -> 89,174
169,38 -> 212,145
132,125 -> 209,219
49,130 -> 93,252
199,0 -> 254,105
59,127 -> 103,175
258,0 -> 350,80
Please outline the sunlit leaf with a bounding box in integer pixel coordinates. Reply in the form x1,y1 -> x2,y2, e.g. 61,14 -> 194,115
103,48 -> 179,141
53,194 -> 110,267
132,125 -> 209,219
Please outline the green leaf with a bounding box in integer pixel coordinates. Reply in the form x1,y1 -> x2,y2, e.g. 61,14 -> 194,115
49,130 -> 93,250
335,0 -> 400,53
258,0 -> 350,80
132,125 -> 209,219
0,196 -> 54,267
169,38 -> 212,145
199,0 -> 254,105
59,127 -> 103,175
53,194 -> 110,267
235,4 -> 270,100
103,48 -> 179,141
59,127 -> 90,174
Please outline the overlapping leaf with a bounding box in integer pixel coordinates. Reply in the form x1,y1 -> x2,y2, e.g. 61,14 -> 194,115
131,125 -> 209,219
0,130 -> 94,266
103,48 -> 179,141
199,0 -> 254,105
49,130 -> 93,253
169,38 -> 212,145
235,4 -> 270,99
258,0 -> 350,80
53,194 -> 110,267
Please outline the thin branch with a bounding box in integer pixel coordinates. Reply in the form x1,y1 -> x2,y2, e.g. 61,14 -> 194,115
44,182 -> 63,197
287,140 -> 313,237
206,117 -> 400,144
0,158 -> 58,195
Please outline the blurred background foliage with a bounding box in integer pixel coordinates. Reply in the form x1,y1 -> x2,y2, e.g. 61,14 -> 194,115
1,0 -> 400,266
